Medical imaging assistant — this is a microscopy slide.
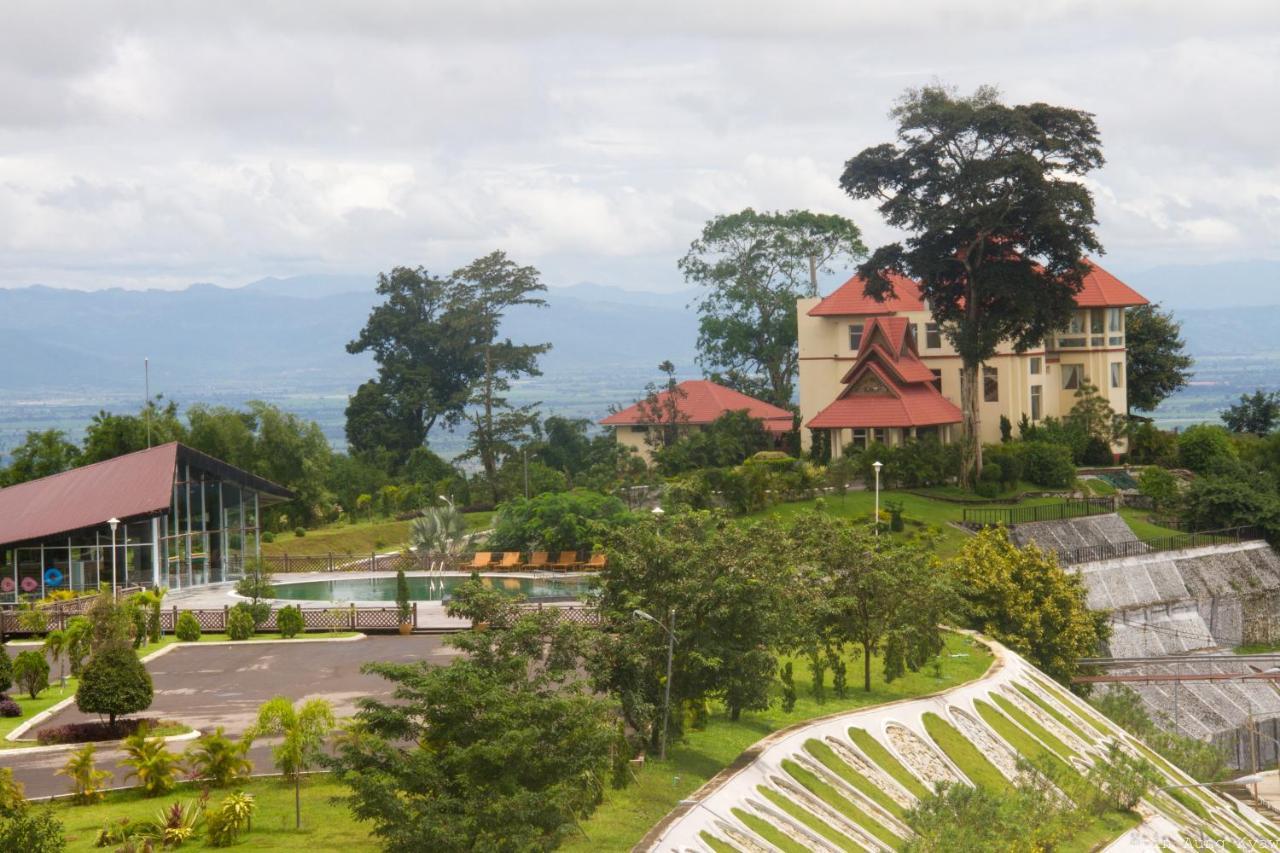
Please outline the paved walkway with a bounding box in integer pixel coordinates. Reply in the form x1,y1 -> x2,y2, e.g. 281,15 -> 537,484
1,634 -> 454,798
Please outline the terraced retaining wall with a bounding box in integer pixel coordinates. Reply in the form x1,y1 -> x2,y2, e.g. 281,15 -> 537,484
645,636 -> 1279,852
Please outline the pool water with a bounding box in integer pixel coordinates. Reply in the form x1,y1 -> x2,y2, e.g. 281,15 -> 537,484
270,575 -> 594,603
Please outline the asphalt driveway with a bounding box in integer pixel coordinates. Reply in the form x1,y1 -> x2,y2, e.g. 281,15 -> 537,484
1,634 -> 456,798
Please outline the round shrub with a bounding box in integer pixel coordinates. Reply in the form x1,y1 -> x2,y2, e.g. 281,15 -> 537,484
226,607 -> 255,641
974,480 -> 1001,499
76,645 -> 153,726
276,605 -> 304,639
0,697 -> 19,717
13,650 -> 49,699
175,611 -> 202,642
1082,436 -> 1115,466
293,526 -> 307,538
979,462 -> 1003,484
260,531 -> 275,544
986,450 -> 1022,485
1178,424 -> 1237,474
1018,442 -> 1076,488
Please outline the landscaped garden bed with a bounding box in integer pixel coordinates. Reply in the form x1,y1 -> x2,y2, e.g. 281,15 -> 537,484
35,717 -> 191,746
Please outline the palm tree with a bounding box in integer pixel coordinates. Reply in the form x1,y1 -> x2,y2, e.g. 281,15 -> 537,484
64,616 -> 92,676
409,504 -> 468,571
120,727 -> 181,797
250,696 -> 334,828
43,628 -> 67,687
184,726 -> 253,787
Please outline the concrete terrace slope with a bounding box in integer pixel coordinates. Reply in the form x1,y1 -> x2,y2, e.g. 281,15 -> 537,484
643,635 -> 1280,852
1008,512 -> 1141,553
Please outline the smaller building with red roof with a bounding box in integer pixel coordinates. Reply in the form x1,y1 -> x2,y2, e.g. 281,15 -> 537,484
797,259 -> 1148,455
600,379 -> 794,462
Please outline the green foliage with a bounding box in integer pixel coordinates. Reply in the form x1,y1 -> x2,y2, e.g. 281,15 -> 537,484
204,792 -> 256,847
329,590 -> 614,853
489,489 -> 629,553
0,645 -> 12,694
226,607 -> 255,641
252,697 -> 335,782
609,719 -> 632,791
1125,303 -> 1193,413
175,611 -> 202,642
999,415 -> 1013,443
654,410 -> 773,475
904,769 -> 1078,852
679,208 -> 866,406
1137,467 -> 1180,511
0,808 -> 65,852
0,428 -> 80,487
80,399 -> 186,464
185,727 -> 253,788
846,439 -> 960,490
64,616 -> 91,677
779,661 -> 797,713
120,727 -> 181,797
1177,423 -> 1238,473
276,605 -> 304,639
1067,380 -> 1121,446
76,645 -> 154,726
1014,441 -> 1076,488
1126,420 -> 1179,466
984,449 -> 1022,486
393,570 -> 412,624
56,744 -> 111,804
1181,471 -> 1280,534
409,504 -> 468,561
1222,389 -> 1280,435
1089,686 -> 1228,783
1083,742 -> 1157,813
143,798 -> 202,848
13,649 -> 49,699
234,560 -> 275,606
950,527 -> 1106,685
0,766 -> 24,816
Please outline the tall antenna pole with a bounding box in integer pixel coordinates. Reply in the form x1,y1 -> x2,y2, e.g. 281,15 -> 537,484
144,357 -> 151,448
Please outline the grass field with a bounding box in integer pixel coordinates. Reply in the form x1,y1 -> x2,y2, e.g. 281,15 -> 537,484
49,775 -> 373,852
562,632 -> 993,852
263,511 -> 494,556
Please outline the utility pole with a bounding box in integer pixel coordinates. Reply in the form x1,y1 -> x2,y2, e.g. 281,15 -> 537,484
144,357 -> 151,447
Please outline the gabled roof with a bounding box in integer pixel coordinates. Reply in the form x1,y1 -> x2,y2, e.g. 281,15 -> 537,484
0,443 -> 293,549
807,387 -> 963,429
845,317 -> 936,385
808,259 -> 1147,316
600,379 -> 794,432
808,272 -> 925,316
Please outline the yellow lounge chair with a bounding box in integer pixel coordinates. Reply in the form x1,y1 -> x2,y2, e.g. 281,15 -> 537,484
552,551 -> 581,571
469,552 -> 493,570
582,553 -> 607,571
525,552 -> 550,570
497,551 -> 522,569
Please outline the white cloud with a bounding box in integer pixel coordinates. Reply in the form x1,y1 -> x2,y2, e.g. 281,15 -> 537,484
0,1 -> 1278,290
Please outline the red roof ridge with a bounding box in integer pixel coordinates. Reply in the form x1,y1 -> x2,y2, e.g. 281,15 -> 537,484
0,442 -> 180,495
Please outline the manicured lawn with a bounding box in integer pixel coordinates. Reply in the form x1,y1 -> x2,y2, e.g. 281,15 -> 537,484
1117,507 -> 1183,540
263,511 -> 493,556
0,678 -> 79,744
563,632 -> 992,852
49,774 -> 373,852
920,712 -> 1011,793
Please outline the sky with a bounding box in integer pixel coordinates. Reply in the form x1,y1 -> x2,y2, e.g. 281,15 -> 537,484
1,1 -> 1278,293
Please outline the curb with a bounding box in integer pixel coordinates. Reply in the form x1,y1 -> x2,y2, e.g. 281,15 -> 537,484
0,728 -> 200,757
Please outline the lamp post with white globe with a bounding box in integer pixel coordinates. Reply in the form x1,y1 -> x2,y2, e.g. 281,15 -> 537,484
872,461 -> 883,536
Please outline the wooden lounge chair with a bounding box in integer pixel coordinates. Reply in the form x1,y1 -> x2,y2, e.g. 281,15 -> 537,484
497,551 -> 522,569
469,552 -> 493,569
525,551 -> 550,571
582,553 -> 607,571
552,551 -> 581,571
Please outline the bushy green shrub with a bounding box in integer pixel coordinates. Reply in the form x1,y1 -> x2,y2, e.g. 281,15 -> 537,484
489,489 -> 630,552
979,462 -> 1003,484
0,645 -> 12,695
76,645 -> 153,726
1081,435 -> 1115,466
12,650 -> 49,699
652,410 -> 772,475
260,530 -> 275,544
1016,442 -> 1076,488
293,526 -> 307,538
226,607 -> 255,641
974,480 -> 1001,498
985,449 -> 1022,485
0,808 -> 64,852
1178,423 -> 1238,473
175,611 -> 202,642
1138,467 -> 1179,511
1127,421 -> 1179,466
276,605 -> 304,639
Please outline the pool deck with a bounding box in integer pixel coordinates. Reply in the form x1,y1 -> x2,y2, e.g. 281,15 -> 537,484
164,570 -> 597,630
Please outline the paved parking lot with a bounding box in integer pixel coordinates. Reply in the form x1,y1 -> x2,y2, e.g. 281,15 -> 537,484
1,634 -> 455,798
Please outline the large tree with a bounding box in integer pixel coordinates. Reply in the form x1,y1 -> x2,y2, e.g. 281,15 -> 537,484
1222,389 -> 1280,436
1125,302 -> 1193,414
841,85 -> 1104,483
80,398 -> 187,464
452,251 -> 550,503
345,266 -> 483,465
1,429 -> 80,486
679,209 -> 866,407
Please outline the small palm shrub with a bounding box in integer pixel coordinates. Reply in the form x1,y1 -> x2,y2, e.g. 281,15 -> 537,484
56,744 -> 111,804
185,728 -> 252,787
226,607 -> 255,641
276,606 -> 304,639
13,650 -> 49,699
175,611 -> 201,642
120,727 -> 181,797
205,791 -> 256,847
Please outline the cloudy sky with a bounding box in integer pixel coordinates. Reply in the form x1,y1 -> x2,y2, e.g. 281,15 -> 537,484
2,1 -> 1278,292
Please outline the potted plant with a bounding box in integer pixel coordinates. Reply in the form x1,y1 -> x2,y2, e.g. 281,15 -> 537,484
395,568 -> 412,636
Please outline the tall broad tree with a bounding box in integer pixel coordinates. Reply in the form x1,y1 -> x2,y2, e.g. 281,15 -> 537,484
1125,303 -> 1193,414
1222,389 -> 1280,436
679,209 -> 866,407
1,429 -> 80,486
632,360 -> 689,451
452,251 -> 550,503
345,267 -> 483,466
80,398 -> 187,464
841,85 -> 1105,483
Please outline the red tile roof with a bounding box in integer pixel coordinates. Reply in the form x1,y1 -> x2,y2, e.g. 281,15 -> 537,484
0,443 -> 180,547
600,379 -> 794,432
808,272 -> 925,316
808,259 -> 1147,315
807,386 -> 962,429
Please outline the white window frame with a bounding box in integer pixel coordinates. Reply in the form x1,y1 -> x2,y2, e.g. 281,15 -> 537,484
1063,364 -> 1083,391
1029,356 -> 1041,375
1111,361 -> 1124,389
1030,385 -> 1042,421
848,322 -> 865,351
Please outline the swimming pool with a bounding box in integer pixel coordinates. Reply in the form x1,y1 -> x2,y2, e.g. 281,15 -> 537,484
269,574 -> 594,603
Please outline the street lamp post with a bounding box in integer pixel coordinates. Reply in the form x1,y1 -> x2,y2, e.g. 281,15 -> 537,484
635,607 -> 676,761
107,518 -> 120,598
872,461 -> 883,536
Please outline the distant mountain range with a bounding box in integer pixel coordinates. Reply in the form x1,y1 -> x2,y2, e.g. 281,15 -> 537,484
0,258 -> 1276,454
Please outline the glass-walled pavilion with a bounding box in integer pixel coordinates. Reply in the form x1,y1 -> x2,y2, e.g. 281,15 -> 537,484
0,443 -> 291,602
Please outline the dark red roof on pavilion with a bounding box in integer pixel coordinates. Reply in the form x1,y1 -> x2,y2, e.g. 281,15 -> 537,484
808,259 -> 1146,316
601,379 -> 794,433
0,443 -> 292,548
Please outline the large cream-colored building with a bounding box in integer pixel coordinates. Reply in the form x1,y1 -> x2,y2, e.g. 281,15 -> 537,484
797,261 -> 1149,456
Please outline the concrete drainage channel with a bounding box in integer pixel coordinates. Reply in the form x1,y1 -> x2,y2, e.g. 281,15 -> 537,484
641,636 -> 1280,852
